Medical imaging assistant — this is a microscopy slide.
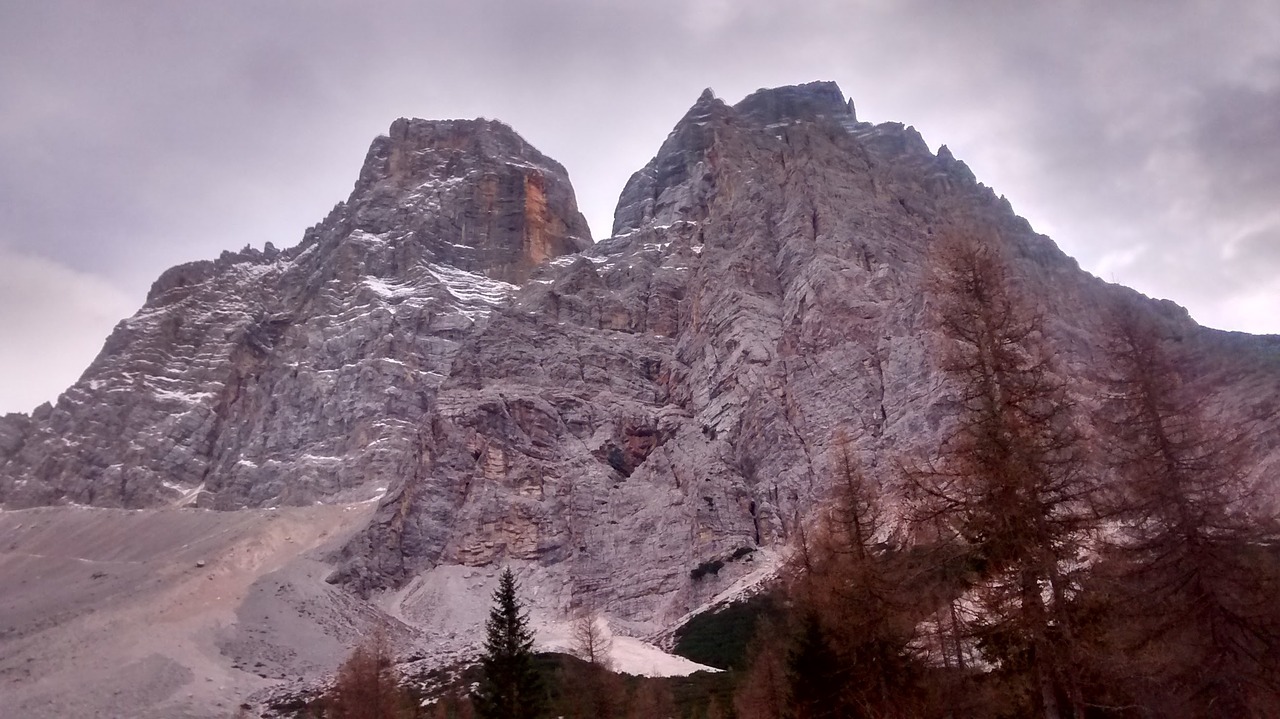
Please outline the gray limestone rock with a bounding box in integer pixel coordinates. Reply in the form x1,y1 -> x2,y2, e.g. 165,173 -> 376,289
3,81 -> 1280,648
0,413 -> 29,458
332,83 -> 1280,630
0,118 -> 590,510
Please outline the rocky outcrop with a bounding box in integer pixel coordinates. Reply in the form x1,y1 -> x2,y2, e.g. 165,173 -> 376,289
0,413 -> 30,458
3,83 -> 1278,639
350,118 -> 591,285
733,80 -> 855,125
0,118 -> 590,509
334,83 -> 1280,630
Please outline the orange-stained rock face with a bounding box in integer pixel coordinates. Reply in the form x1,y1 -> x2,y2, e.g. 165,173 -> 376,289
354,117 -> 592,285
522,171 -> 553,269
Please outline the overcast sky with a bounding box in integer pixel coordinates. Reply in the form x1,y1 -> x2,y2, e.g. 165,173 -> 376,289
2,1 -> 1278,413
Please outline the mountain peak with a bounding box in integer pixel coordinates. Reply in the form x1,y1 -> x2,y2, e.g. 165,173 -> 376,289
733,80 -> 854,125
612,81 -> 859,235
6,82 -> 1280,719
347,116 -> 592,284
355,116 -> 570,205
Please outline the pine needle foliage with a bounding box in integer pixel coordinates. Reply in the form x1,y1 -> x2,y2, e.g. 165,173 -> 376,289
907,236 -> 1095,719
474,569 -> 545,719
325,630 -> 415,719
1097,300 -> 1280,717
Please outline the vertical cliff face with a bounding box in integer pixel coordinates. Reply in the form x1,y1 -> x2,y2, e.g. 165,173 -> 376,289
2,82 -> 1278,642
335,83 -> 1280,633
354,118 -> 591,284
0,118 -> 590,509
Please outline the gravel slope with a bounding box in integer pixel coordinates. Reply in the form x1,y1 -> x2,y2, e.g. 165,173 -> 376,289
0,502 -> 378,718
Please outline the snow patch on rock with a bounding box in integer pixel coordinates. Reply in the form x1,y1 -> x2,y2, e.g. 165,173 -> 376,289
537,622 -> 719,677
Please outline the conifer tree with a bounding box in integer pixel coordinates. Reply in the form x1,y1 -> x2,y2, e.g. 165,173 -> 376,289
1099,300 -> 1280,717
733,621 -> 789,719
570,606 -> 613,669
627,680 -> 676,719
909,236 -> 1093,719
740,435 -> 924,718
814,439 -> 924,717
564,604 -> 621,719
786,611 -> 844,719
325,630 -> 413,719
474,568 -> 544,719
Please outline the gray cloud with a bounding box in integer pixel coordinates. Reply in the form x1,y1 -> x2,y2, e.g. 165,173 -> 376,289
0,249 -> 135,411
2,0 -> 1278,412
1189,71 -> 1280,212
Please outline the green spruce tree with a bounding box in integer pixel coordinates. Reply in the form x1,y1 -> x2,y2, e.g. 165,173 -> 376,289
474,568 -> 544,719
786,611 -> 844,719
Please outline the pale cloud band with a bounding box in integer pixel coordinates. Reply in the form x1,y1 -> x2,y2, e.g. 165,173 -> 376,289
0,250 -> 136,412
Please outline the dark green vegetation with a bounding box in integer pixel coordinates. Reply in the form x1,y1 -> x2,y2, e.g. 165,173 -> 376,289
275,571 -> 736,719
672,593 -> 782,671
474,569 -> 543,719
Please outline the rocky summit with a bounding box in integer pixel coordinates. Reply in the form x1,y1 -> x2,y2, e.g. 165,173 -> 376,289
0,116 -> 590,510
2,81 -> 1279,717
